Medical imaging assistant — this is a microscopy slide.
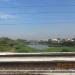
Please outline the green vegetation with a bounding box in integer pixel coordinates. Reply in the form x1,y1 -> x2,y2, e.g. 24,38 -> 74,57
45,38 -> 75,52
0,37 -> 37,52
0,37 -> 75,52
43,47 -> 75,52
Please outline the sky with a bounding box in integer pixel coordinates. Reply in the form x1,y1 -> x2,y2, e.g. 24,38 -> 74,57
0,0 -> 75,40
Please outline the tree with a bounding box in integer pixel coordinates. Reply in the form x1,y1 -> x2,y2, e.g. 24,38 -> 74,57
61,41 -> 75,47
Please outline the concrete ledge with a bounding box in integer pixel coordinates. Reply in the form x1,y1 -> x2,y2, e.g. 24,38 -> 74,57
0,52 -> 75,56
0,52 -> 74,62
0,56 -> 75,62
0,70 -> 75,74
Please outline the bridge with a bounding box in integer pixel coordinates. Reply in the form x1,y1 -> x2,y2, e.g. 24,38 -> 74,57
0,52 -> 75,75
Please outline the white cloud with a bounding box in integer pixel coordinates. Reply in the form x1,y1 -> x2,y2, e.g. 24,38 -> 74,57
0,0 -> 11,2
0,14 -> 15,20
0,0 -> 9,1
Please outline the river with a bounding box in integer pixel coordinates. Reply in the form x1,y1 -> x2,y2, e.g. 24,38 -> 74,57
28,44 -> 49,50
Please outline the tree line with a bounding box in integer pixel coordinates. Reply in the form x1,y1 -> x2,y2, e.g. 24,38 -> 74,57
47,38 -> 75,47
0,37 -> 36,52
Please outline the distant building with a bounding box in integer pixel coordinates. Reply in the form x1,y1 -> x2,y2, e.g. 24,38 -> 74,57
65,38 -> 71,41
52,39 -> 58,41
51,38 -> 61,43
65,38 -> 75,42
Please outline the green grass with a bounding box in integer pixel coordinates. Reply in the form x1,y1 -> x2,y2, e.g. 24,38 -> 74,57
0,44 -> 75,52
43,47 -> 75,52
15,46 -> 75,52
15,46 -> 38,52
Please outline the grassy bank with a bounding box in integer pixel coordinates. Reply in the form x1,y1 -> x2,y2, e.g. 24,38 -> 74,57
0,46 -> 75,52
43,47 -> 75,52
15,46 -> 38,52
0,37 -> 75,52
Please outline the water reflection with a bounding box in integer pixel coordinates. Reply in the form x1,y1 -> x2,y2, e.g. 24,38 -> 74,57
28,44 -> 49,50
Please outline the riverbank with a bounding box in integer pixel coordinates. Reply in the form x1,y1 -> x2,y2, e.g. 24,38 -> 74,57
15,46 -> 75,52
43,47 -> 75,52
0,46 -> 75,52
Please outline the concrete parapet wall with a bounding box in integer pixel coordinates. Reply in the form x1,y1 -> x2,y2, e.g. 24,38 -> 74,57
0,70 -> 75,75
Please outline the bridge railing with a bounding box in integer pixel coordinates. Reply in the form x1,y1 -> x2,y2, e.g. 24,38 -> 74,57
0,70 -> 75,74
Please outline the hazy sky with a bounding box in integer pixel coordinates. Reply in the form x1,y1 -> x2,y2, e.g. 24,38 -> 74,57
0,0 -> 75,40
